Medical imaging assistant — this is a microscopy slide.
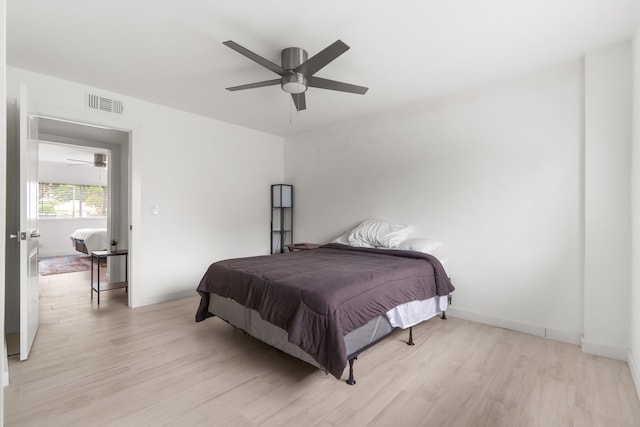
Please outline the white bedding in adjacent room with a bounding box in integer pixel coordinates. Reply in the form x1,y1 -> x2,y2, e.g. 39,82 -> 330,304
69,228 -> 108,252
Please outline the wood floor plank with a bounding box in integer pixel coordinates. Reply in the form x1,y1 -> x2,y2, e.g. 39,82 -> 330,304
4,270 -> 640,426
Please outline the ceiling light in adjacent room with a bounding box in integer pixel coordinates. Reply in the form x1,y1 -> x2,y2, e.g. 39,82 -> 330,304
94,153 -> 107,168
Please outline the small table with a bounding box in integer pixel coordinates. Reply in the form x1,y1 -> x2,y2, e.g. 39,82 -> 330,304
286,243 -> 322,252
91,249 -> 128,305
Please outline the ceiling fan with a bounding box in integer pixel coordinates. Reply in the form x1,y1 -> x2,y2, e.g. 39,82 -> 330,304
67,153 -> 107,168
223,39 -> 368,111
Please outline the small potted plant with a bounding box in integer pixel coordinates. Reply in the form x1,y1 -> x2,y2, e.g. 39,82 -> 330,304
110,239 -> 118,252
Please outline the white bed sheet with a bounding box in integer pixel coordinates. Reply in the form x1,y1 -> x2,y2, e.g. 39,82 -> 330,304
69,228 -> 108,252
386,295 -> 449,328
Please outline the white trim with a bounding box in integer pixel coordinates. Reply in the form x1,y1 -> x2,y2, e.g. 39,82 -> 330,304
446,307 -> 582,345
580,337 -> 627,361
33,113 -> 121,130
628,349 -> 640,401
546,328 -> 582,345
2,338 -> 8,387
131,290 -> 195,309
447,307 -> 546,337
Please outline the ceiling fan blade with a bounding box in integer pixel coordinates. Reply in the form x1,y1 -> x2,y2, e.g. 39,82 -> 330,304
67,158 -> 93,164
226,79 -> 281,91
291,92 -> 306,111
295,40 -> 349,76
307,76 -> 369,95
223,41 -> 285,76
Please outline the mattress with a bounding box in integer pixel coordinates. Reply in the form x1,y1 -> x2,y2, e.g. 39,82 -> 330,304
197,244 -> 454,378
209,293 -> 447,373
69,228 -> 108,253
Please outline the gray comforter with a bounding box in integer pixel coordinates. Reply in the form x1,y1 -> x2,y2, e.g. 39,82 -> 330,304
195,243 -> 454,378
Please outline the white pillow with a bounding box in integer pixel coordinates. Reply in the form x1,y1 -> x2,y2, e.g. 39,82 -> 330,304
329,232 -> 351,245
328,231 -> 378,248
347,219 -> 414,249
397,237 -> 442,254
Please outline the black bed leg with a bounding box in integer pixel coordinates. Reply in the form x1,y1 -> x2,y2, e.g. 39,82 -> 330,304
441,311 -> 447,320
407,327 -> 415,346
346,357 -> 357,385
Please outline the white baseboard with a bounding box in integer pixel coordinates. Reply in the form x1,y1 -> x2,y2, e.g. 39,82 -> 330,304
546,328 -> 582,346
446,307 -> 581,345
131,289 -> 196,308
3,337 -> 9,387
580,338 -> 627,361
628,350 -> 640,401
447,307 -> 546,337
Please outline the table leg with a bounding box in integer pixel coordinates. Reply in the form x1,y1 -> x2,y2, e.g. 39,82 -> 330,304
91,254 -> 94,301
97,256 -> 101,305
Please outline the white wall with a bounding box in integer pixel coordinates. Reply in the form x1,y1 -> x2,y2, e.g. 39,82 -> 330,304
6,67 -> 284,308
285,62 -> 584,342
630,24 -> 640,400
583,42 -> 632,360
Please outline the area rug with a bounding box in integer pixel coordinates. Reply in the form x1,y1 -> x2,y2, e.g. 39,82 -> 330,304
38,254 -> 103,276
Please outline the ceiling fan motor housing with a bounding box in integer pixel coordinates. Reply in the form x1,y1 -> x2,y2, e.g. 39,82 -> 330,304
281,47 -> 307,70
281,47 -> 308,94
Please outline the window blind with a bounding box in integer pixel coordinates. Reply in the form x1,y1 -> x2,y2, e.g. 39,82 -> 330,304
38,183 -> 108,218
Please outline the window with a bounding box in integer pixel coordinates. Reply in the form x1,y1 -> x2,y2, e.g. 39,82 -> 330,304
38,183 -> 108,218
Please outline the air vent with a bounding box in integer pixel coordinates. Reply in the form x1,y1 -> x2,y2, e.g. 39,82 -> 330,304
88,93 -> 124,114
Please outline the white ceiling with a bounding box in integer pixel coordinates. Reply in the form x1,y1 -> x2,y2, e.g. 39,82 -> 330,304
39,142 -> 107,166
7,0 -> 639,137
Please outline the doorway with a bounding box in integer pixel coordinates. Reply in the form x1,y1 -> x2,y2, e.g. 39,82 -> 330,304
5,116 -> 130,356
38,142 -> 110,265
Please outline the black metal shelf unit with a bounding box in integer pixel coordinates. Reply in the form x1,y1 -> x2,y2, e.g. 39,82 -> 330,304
271,184 -> 293,254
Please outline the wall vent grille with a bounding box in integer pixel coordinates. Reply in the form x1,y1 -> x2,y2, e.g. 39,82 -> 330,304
88,94 -> 124,114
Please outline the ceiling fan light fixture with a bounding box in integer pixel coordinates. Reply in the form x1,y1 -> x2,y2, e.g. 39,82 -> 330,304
281,74 -> 307,94
94,153 -> 107,168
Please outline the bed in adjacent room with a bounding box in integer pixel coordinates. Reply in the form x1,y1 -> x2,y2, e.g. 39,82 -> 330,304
69,228 -> 108,254
195,219 -> 454,384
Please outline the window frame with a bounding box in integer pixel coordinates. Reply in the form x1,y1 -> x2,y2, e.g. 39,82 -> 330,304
38,182 -> 108,219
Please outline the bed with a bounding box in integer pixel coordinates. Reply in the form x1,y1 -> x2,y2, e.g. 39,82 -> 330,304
69,228 -> 108,254
195,242 -> 454,384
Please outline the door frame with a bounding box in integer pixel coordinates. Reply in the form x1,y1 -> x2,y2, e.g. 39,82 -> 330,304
5,96 -> 140,344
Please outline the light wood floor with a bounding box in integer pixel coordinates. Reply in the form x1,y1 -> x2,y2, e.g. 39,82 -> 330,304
5,270 -> 640,426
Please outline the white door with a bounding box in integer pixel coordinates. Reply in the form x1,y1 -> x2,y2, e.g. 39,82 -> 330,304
18,85 -> 40,361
